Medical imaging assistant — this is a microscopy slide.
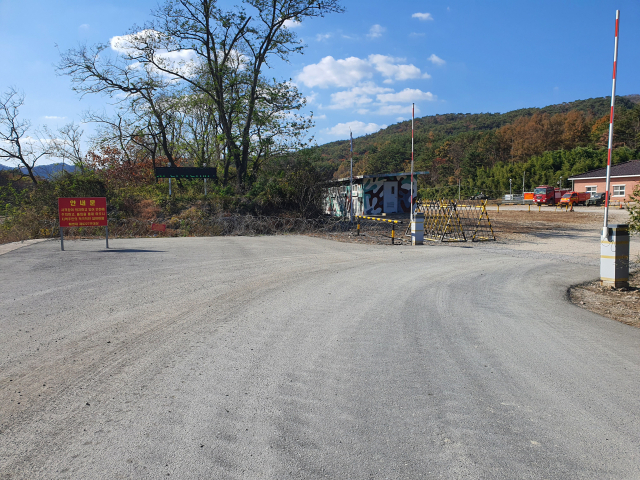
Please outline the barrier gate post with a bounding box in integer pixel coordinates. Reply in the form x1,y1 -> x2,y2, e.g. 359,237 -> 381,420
601,224 -> 629,288
412,212 -> 424,245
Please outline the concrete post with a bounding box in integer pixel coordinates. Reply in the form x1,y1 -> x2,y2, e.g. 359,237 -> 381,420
412,212 -> 425,246
601,224 -> 629,288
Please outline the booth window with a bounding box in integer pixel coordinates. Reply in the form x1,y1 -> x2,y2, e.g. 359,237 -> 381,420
613,185 -> 625,197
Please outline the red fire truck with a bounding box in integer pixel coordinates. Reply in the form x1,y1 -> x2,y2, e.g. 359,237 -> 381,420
533,185 -> 571,206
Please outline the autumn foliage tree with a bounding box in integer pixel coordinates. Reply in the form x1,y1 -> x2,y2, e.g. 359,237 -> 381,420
87,143 -> 159,189
497,111 -> 591,162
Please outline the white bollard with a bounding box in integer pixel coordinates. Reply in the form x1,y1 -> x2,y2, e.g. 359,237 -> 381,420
601,224 -> 629,288
412,213 -> 424,245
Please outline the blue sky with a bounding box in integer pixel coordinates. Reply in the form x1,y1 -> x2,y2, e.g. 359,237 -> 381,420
1,0 -> 639,164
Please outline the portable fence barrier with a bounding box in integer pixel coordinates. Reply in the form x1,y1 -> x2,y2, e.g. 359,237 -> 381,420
414,199 -> 496,242
355,216 -> 404,245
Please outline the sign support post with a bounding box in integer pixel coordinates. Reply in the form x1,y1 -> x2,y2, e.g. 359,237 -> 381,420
60,227 -> 64,251
203,163 -> 208,196
105,226 -> 109,249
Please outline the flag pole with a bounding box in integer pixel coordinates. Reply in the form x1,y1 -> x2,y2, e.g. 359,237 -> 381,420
410,103 -> 415,223
350,130 -> 354,222
603,9 -> 620,239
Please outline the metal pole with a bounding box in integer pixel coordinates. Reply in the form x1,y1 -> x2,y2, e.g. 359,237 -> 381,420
603,10 -> 620,238
169,178 -> 172,197
350,130 -> 353,222
203,163 -> 207,196
105,225 -> 109,249
60,227 -> 64,251
410,103 -> 415,222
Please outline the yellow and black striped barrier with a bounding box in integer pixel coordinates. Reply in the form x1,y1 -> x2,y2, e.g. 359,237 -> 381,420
355,216 -> 404,245
355,215 -> 403,224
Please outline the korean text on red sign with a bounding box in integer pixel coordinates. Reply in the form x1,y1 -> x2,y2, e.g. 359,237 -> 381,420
58,197 -> 107,227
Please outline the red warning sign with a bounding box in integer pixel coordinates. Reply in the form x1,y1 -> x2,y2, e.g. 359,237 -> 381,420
58,197 -> 107,227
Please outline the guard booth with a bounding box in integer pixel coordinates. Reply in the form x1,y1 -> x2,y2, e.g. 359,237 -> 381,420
323,171 -> 427,217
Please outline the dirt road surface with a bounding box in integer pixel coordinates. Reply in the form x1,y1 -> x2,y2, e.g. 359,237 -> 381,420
1,232 -> 640,479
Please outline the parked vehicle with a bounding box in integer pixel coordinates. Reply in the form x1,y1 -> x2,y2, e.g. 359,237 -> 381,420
533,185 -> 571,205
586,192 -> 606,206
470,193 -> 488,200
560,191 -> 591,207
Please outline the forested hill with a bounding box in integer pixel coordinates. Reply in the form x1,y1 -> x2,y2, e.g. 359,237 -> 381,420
311,95 -> 640,198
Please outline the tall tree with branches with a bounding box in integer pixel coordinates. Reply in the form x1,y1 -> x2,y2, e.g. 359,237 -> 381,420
58,0 -> 343,190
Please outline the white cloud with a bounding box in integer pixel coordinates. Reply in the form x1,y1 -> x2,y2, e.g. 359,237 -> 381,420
375,104 -> 420,116
297,54 -> 428,88
377,88 -> 435,104
316,33 -> 332,41
396,117 -> 405,121
315,114 -> 327,120
327,83 -> 393,110
110,30 -> 158,54
369,54 -> 428,81
367,24 -> 385,39
428,54 -> 446,66
110,30 -> 200,77
44,116 -> 66,120
324,121 -> 387,137
283,19 -> 301,28
297,56 -> 372,88
412,12 -> 434,21
409,32 -> 425,38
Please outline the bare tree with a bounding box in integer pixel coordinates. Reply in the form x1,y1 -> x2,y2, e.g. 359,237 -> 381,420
0,88 -> 54,184
44,122 -> 86,173
57,43 -> 182,167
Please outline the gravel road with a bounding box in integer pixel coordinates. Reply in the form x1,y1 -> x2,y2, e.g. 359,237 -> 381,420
1,236 -> 640,479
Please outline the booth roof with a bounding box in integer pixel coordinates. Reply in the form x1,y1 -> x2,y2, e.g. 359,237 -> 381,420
331,171 -> 430,184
